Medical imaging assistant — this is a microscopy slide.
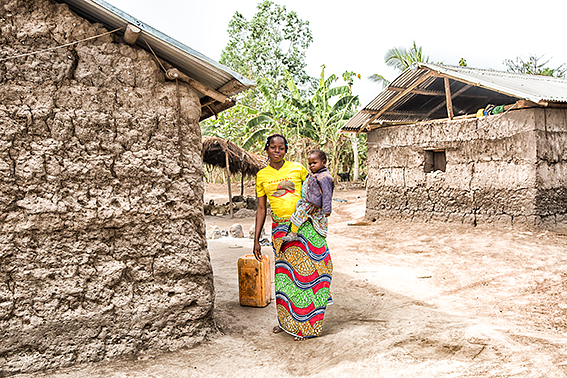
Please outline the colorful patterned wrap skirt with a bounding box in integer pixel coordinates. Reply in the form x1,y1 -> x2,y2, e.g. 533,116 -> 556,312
271,216 -> 333,338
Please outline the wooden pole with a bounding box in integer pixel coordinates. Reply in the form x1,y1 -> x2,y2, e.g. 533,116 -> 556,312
224,148 -> 233,218
241,175 -> 244,196
123,25 -> 140,45
444,77 -> 454,120
424,83 -> 471,119
166,68 -> 227,103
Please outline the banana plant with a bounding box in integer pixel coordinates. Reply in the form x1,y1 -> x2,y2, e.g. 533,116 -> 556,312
284,65 -> 360,177
244,77 -> 317,155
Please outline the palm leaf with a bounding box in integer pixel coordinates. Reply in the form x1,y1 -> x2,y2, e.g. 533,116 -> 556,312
367,74 -> 390,88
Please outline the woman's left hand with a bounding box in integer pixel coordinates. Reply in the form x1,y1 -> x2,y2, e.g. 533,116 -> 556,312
307,204 -> 320,215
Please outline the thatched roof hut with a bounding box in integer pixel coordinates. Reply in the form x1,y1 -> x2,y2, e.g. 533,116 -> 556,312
202,136 -> 266,217
202,136 -> 266,177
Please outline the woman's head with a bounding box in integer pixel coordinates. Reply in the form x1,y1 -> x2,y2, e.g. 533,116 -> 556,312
264,134 -> 288,152
264,134 -> 288,164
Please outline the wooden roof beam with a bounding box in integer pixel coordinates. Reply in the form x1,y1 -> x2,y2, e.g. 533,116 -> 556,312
166,68 -> 228,103
360,109 -> 430,117
388,86 -> 444,96
357,71 -> 435,135
123,24 -> 140,45
425,83 -> 472,118
217,78 -> 245,96
444,77 -> 454,120
200,96 -> 216,107
388,85 -> 491,99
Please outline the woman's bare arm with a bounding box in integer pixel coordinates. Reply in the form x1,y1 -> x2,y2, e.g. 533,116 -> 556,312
253,195 -> 267,260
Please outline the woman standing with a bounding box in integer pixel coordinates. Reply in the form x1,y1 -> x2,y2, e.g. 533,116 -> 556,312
253,134 -> 333,341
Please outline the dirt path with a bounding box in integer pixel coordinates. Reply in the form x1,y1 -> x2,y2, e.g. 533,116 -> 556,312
18,187 -> 567,377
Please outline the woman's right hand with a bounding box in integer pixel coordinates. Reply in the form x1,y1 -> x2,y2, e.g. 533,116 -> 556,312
253,240 -> 263,261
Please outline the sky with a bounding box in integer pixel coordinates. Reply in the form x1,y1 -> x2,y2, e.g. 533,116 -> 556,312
106,0 -> 567,106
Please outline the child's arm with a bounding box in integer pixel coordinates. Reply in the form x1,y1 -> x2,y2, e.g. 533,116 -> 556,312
318,175 -> 334,216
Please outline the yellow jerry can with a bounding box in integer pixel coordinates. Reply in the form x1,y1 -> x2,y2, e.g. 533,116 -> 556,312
238,254 -> 271,307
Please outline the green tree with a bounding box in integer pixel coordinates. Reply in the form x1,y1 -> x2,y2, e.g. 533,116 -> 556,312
504,54 -> 566,78
285,66 -> 361,177
368,41 -> 429,88
240,78 -> 307,152
219,0 -> 314,101
243,66 -> 363,177
384,40 -> 430,72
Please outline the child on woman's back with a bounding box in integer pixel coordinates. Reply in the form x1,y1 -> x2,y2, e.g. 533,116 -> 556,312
282,150 -> 334,241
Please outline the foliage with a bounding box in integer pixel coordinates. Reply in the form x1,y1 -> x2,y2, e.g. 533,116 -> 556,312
203,2 -> 367,182
283,65 -> 361,176
219,0 -> 314,101
504,54 -> 566,78
384,40 -> 430,72
367,73 -> 390,89
368,41 -> 429,88
200,90 -> 259,145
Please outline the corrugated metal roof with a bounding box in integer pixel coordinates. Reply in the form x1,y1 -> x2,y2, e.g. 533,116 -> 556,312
423,63 -> 567,103
343,63 -> 567,133
57,0 -> 255,114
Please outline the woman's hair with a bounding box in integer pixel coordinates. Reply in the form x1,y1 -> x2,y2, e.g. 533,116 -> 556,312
264,134 -> 288,152
308,149 -> 327,164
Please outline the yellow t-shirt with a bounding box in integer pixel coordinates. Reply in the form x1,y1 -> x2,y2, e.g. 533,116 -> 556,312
256,160 -> 309,219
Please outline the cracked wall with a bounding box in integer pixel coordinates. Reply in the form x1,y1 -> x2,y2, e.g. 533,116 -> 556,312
534,108 -> 567,229
0,0 -> 214,375
366,108 -> 567,230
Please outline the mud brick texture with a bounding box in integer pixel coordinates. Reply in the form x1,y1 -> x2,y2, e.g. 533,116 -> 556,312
0,0 -> 214,375
366,108 -> 567,230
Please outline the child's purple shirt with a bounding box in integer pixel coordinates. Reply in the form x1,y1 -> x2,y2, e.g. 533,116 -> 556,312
304,167 -> 334,214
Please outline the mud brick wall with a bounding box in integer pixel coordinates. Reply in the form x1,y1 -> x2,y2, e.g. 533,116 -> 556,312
534,108 -> 567,229
0,0 -> 214,375
366,108 -> 567,229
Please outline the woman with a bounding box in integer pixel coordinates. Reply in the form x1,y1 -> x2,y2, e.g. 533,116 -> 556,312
253,134 -> 333,341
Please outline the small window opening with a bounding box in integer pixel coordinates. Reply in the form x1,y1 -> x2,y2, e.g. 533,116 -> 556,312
424,150 -> 446,173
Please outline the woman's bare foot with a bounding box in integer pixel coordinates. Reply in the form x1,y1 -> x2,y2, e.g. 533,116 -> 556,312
272,325 -> 284,334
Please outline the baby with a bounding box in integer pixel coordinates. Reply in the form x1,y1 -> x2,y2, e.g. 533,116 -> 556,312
281,150 -> 335,242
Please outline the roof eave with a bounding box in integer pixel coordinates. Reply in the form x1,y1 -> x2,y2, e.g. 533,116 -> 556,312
57,0 -> 255,121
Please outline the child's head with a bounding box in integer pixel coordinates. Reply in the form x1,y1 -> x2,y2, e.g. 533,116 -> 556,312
307,150 -> 327,173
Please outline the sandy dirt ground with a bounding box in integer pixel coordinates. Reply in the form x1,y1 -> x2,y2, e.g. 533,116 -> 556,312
17,183 -> 567,378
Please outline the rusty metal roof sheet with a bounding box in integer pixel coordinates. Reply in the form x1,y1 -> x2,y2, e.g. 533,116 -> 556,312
344,63 -> 567,133
57,0 -> 255,118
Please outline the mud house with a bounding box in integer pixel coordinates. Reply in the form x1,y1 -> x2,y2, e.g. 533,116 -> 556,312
0,0 -> 253,375
343,63 -> 567,230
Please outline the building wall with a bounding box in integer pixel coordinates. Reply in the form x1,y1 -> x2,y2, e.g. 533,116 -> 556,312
0,0 -> 214,374
366,108 -> 547,228
534,108 -> 567,229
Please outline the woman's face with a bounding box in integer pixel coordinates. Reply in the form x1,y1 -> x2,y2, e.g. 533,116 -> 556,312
266,137 -> 286,163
